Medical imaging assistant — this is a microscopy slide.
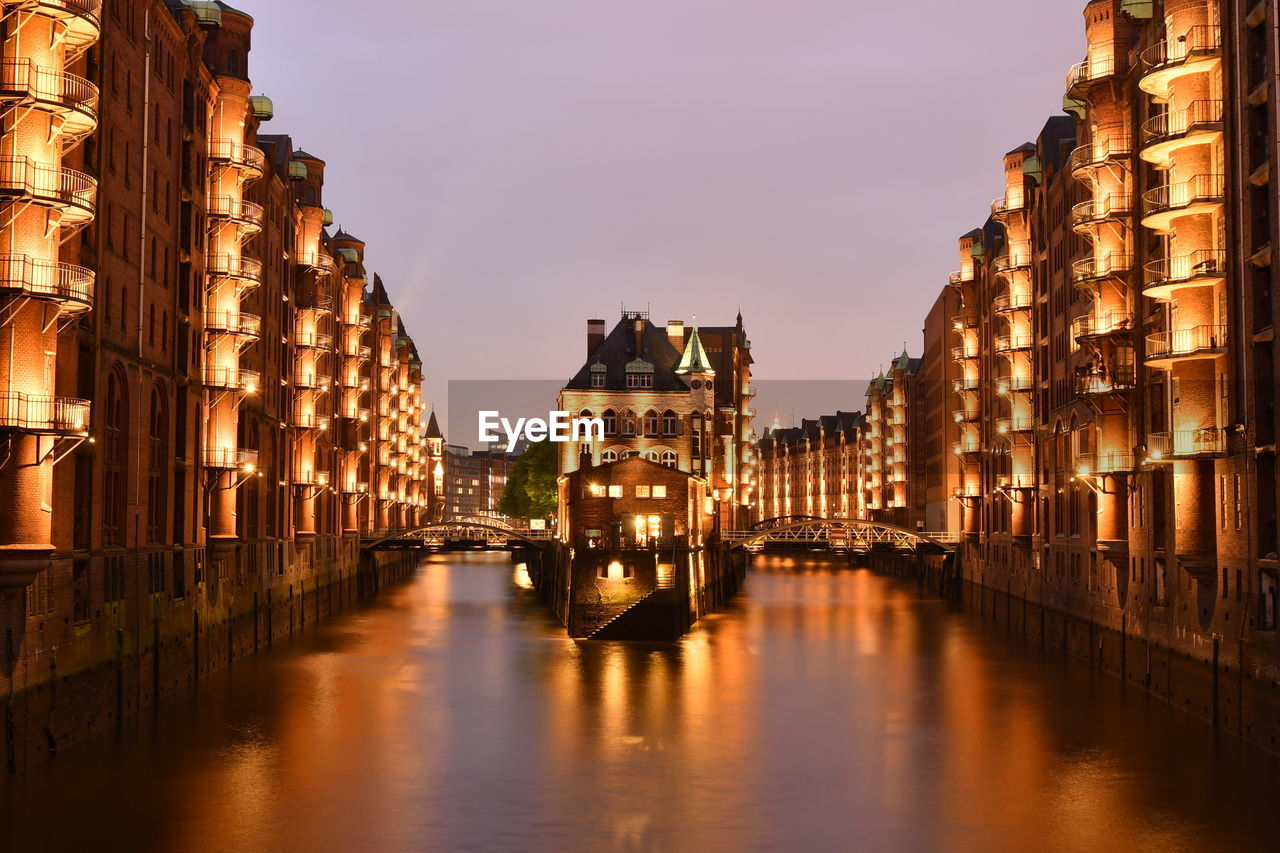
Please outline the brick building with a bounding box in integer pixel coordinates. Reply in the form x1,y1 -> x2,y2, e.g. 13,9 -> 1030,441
0,0 -> 439,766
756,411 -> 867,522
445,444 -> 517,520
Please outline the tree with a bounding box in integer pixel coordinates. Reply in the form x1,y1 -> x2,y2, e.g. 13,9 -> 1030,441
498,440 -> 558,521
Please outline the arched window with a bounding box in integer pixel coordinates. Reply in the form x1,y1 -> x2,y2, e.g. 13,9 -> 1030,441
104,369 -> 128,545
602,409 -> 617,436
621,410 -> 637,437
661,450 -> 678,468
643,449 -> 660,462
147,385 -> 167,544
601,449 -> 618,464
644,410 -> 659,436
662,410 -> 678,436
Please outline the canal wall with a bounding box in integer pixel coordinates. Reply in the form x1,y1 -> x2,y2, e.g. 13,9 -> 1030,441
867,545 -> 1280,756
1,543 -> 417,771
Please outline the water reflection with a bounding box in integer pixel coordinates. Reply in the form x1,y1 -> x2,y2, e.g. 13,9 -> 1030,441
2,552 -> 1277,852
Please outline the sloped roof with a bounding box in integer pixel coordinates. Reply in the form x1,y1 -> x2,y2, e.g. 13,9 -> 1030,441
564,317 -> 687,392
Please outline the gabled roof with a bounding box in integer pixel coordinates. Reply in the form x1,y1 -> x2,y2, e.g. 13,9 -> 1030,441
563,317 -> 688,392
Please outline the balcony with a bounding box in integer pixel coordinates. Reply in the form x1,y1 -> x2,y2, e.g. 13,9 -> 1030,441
1071,311 -> 1135,344
207,195 -> 265,233
1075,364 -> 1137,397
206,253 -> 263,289
295,330 -> 333,351
14,2 -> 102,57
1071,193 -> 1132,232
1069,134 -> 1131,178
293,371 -> 329,391
1145,324 -> 1227,369
951,344 -> 979,361
993,333 -> 1033,354
952,313 -> 979,331
1066,45 -> 1121,96
1142,249 -> 1226,300
343,343 -> 373,361
991,190 -> 1028,219
341,482 -> 368,496
297,251 -> 337,274
953,376 -> 980,393
952,485 -> 983,500
949,269 -> 974,286
1140,99 -> 1223,166
1147,428 -> 1226,459
0,253 -> 92,311
991,243 -> 1033,274
0,59 -> 98,143
340,407 -> 372,423
1141,174 -> 1224,232
1139,26 -> 1223,100
0,391 -> 89,434
292,411 -> 330,431
993,291 -> 1033,314
208,138 -> 265,178
0,156 -> 96,225
1075,451 -> 1135,476
293,468 -> 331,487
996,376 -> 1034,395
204,446 -> 258,470
953,438 -> 982,457
204,365 -> 260,393
994,417 -> 1035,436
1072,253 -> 1132,289
204,309 -> 261,341
995,473 -> 1037,490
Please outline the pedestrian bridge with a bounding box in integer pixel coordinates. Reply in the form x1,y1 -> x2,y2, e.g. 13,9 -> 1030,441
364,517 -> 553,551
724,517 -> 958,553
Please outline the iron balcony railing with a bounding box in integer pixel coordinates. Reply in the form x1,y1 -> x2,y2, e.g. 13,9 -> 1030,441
0,391 -> 89,434
1069,133 -> 1131,175
0,253 -> 93,309
952,408 -> 980,423
1072,253 -> 1132,285
1142,99 -> 1223,147
953,376 -> 981,392
207,195 -> 266,230
208,138 -> 265,175
996,473 -> 1037,490
1071,311 -> 1135,341
991,189 -> 1028,218
292,410 -> 330,430
1075,363 -> 1137,396
203,446 -> 258,470
1145,324 -> 1227,362
1075,451 -> 1135,475
204,309 -> 261,339
0,58 -> 98,122
1144,249 -> 1225,292
1148,428 -> 1225,458
295,330 -> 334,350
28,0 -> 104,25
952,313 -> 979,330
951,344 -> 979,361
343,342 -> 373,360
995,417 -> 1035,435
206,253 -> 263,285
1143,173 -> 1225,217
1140,26 -> 1222,73
293,467 -> 330,487
0,155 -> 96,218
296,251 -> 337,273
991,243 -> 1033,273
1066,44 -> 1122,90
949,269 -> 974,286
993,291 -> 1033,313
952,485 -> 983,499
953,438 -> 982,456
1071,193 -> 1132,229
204,365 -> 260,392
994,333 -> 1034,354
996,376 -> 1034,394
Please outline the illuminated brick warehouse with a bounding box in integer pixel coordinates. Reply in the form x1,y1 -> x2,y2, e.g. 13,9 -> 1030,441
0,0 -> 441,767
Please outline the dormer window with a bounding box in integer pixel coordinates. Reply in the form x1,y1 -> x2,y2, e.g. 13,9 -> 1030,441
627,372 -> 652,389
592,372 -> 605,388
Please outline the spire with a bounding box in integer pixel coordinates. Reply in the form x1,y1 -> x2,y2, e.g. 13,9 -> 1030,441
675,317 -> 715,375
425,410 -> 443,439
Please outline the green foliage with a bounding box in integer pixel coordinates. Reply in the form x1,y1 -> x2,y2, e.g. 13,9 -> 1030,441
498,440 -> 558,521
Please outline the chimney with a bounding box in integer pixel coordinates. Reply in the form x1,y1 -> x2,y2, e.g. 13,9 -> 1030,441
587,319 -> 605,358
667,320 -> 685,354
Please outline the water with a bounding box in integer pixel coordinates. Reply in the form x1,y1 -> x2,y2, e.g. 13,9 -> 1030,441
3,553 -> 1278,852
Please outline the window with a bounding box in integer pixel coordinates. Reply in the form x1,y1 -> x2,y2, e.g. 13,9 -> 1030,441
636,485 -> 650,498
651,485 -> 667,499
602,410 -> 617,435
627,372 -> 652,389
607,485 -> 623,498
660,451 -> 678,468
662,410 -> 678,436
601,449 -> 618,464
621,410 -> 637,436
147,386 -> 166,544
591,372 -> 605,388
104,370 -> 127,545
1261,571 -> 1278,630
644,410 -> 659,436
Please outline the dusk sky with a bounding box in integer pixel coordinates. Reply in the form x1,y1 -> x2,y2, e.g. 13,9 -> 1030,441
244,0 -> 1086,426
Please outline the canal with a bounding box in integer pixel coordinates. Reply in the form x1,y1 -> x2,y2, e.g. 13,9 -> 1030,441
3,553 -> 1278,852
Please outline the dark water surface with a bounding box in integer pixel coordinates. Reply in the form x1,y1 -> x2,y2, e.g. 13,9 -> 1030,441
4,553 -> 1278,852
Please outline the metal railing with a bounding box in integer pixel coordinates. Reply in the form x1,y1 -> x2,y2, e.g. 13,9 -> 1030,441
991,189 -> 1028,217
292,410 -> 330,430
0,391 -> 89,433
1067,46 -> 1121,89
204,309 -> 261,338
953,376 -> 981,392
1071,193 -> 1132,227
996,376 -> 1034,394
1071,310 -> 1135,340
995,473 -> 1037,489
207,195 -> 265,229
0,155 -> 96,215
995,417 -> 1035,435
295,330 -> 334,350
951,345 -> 979,360
993,291 -> 1033,313
1148,428 -> 1225,458
1143,173 -> 1225,217
204,365 -> 260,392
206,253 -> 263,284
1141,26 -> 1222,71
1072,253 -> 1132,284
0,253 -> 93,308
1144,249 -> 1225,290
0,58 -> 98,120
1074,364 -> 1137,396
293,467 -> 330,487
1142,99 -> 1223,145
994,333 -> 1034,353
296,251 -> 337,273
1146,324 -> 1227,361
208,138 -> 265,174
1069,134 -> 1131,174
953,438 -> 982,455
203,446 -> 258,470
1075,451 -> 1135,475
992,243 -> 1033,273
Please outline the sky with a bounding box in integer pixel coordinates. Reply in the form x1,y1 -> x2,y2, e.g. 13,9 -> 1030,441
242,0 -> 1086,435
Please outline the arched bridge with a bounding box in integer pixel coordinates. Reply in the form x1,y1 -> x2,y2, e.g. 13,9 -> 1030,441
364,517 -> 553,552
725,518 -> 959,553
